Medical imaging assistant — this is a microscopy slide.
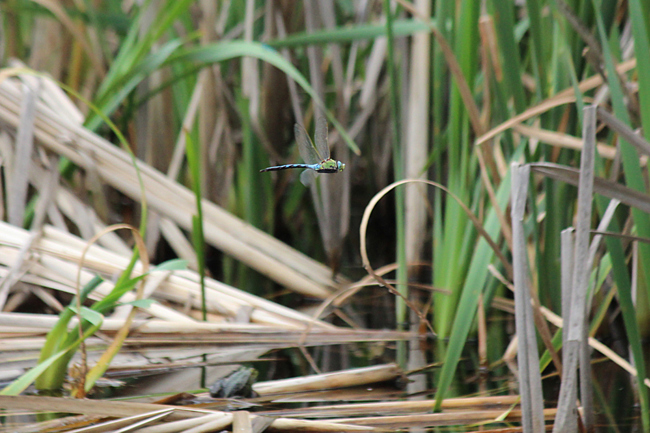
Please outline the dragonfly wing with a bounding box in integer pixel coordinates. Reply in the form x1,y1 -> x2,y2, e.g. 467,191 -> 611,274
300,169 -> 317,187
295,123 -> 322,165
314,116 -> 330,160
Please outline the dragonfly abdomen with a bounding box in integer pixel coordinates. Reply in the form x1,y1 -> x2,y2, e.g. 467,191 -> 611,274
259,164 -> 314,172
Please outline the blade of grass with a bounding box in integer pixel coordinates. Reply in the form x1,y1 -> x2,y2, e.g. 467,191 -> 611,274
266,17 -> 437,49
85,38 -> 185,132
185,129 -> 206,321
34,276 -> 103,390
489,0 -> 526,112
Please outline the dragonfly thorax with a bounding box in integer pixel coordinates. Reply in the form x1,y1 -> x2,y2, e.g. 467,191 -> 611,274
318,159 -> 345,173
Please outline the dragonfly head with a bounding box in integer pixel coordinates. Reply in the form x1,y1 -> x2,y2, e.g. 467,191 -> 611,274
337,161 -> 345,172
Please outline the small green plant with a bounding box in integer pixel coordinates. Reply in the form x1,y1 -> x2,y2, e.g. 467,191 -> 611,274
0,251 -> 186,396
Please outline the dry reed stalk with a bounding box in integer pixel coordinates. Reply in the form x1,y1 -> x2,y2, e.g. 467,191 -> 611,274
553,106 -> 597,432
7,77 -> 37,227
560,228 -> 577,432
529,163 -> 650,214
510,163 -> 545,433
0,313 -> 409,348
331,408 -> 558,429
232,410 -> 252,433
0,395 -> 216,419
253,364 -> 402,395
63,408 -> 175,432
258,395 -> 522,417
267,418 -> 374,432
513,123 -> 620,161
134,413 -> 234,433
402,0 -> 431,406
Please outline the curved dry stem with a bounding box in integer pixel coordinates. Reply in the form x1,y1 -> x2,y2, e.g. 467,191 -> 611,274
475,95 -> 579,146
296,264 -> 419,373
329,262 -> 448,308
359,179 -> 511,337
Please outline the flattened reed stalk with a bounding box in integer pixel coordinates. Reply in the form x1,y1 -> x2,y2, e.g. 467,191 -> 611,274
510,163 -> 544,433
560,228 -> 577,432
576,107 -> 596,430
552,107 -> 603,432
529,163 -> 650,214
259,395 -> 522,417
253,364 -> 402,395
9,77 -> 37,227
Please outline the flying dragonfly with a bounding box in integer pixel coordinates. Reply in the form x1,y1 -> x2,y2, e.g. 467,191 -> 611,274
260,117 -> 345,186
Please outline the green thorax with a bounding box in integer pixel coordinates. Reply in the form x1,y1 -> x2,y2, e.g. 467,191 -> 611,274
320,159 -> 345,171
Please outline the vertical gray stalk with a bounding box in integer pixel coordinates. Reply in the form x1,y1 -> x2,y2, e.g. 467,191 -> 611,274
404,0 -> 431,407
404,0 -> 431,265
511,163 -> 545,433
10,79 -> 38,226
560,228 -> 577,431
553,105 -> 596,432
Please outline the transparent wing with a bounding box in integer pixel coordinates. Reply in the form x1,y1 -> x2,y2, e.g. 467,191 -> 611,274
313,116 -> 330,160
300,169 -> 317,187
295,123 -> 323,165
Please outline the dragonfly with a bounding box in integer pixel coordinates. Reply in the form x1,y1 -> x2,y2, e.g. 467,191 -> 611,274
260,117 -> 345,186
